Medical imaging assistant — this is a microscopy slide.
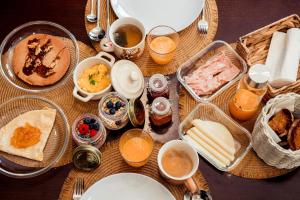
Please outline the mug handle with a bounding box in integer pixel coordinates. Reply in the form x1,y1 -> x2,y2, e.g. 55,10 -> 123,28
184,177 -> 198,194
73,87 -> 94,102
95,51 -> 115,66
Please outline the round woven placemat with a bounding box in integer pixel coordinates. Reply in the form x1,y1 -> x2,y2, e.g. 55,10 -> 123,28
84,0 -> 218,76
0,41 -> 97,167
178,44 -> 292,179
59,140 -> 209,200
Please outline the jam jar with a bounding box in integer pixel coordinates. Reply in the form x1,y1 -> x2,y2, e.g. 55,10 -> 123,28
98,92 -> 129,130
148,74 -> 169,101
72,114 -> 107,149
150,97 -> 172,127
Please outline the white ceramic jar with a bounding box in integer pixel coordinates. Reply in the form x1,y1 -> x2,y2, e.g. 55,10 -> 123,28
73,52 -> 115,102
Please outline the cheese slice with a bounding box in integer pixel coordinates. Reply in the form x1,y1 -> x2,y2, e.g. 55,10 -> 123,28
192,119 -> 236,155
190,127 -> 234,161
187,129 -> 231,166
183,135 -> 227,169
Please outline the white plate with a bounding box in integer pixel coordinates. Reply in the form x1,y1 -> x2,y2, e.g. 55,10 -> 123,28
110,0 -> 204,33
80,173 -> 176,200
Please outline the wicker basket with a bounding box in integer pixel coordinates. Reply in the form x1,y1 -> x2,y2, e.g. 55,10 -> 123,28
252,93 -> 300,169
236,14 -> 300,101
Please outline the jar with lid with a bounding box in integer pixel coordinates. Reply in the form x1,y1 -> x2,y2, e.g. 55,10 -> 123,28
72,114 -> 107,149
148,74 -> 169,101
150,97 -> 172,127
229,64 -> 270,121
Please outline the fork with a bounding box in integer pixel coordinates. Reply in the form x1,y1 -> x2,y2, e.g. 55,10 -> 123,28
198,0 -> 208,34
73,177 -> 85,200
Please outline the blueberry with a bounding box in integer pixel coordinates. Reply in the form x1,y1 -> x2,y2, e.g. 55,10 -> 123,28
83,117 -> 92,124
109,108 -> 116,115
106,100 -> 114,109
90,118 -> 96,124
115,101 -> 121,108
93,123 -> 100,131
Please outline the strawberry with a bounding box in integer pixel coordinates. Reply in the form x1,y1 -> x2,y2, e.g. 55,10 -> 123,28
90,129 -> 97,137
78,124 -> 89,135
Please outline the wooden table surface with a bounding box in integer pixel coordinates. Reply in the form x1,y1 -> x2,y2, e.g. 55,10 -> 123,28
0,0 -> 300,199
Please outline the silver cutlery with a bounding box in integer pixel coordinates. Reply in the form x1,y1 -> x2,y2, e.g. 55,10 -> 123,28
73,177 -> 85,200
89,0 -> 106,41
184,190 -> 212,200
100,0 -> 114,52
197,0 -> 208,34
86,0 -> 97,23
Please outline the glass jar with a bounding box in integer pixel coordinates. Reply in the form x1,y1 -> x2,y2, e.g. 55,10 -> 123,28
229,64 -> 270,121
98,92 -> 129,130
72,114 -> 107,149
148,74 -> 169,101
150,97 -> 172,127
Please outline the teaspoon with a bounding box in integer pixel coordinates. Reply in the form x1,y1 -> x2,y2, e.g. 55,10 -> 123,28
100,0 -> 114,52
86,0 -> 97,23
88,0 -> 105,41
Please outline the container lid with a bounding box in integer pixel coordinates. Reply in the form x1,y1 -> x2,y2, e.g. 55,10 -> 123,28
128,99 -> 145,127
151,97 -> 171,116
72,145 -> 102,171
149,74 -> 168,92
111,60 -> 144,99
247,64 -> 270,88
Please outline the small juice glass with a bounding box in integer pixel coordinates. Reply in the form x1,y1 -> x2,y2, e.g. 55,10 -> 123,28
147,25 -> 179,65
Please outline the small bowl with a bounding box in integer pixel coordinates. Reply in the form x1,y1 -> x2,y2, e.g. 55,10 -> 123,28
179,101 -> 251,171
72,113 -> 107,149
73,52 -> 115,102
119,129 -> 154,167
0,21 -> 79,93
0,95 -> 70,178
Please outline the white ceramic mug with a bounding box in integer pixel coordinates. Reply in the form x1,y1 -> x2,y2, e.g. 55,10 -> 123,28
109,17 -> 146,59
73,51 -> 115,102
157,140 -> 199,193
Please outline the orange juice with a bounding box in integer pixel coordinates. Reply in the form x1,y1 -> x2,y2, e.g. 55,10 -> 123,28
119,129 -> 153,167
149,36 -> 176,65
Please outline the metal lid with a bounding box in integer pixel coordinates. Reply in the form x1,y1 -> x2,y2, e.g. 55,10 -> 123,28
72,145 -> 102,171
149,74 -> 168,92
247,64 -> 270,88
128,98 -> 145,127
151,97 -> 171,116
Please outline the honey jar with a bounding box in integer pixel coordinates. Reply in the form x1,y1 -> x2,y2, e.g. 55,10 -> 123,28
150,97 -> 172,127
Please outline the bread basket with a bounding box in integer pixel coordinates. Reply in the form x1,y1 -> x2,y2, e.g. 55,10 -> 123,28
236,14 -> 300,101
252,93 -> 300,169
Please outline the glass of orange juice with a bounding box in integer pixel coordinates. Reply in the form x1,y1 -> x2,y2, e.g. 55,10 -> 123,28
147,25 -> 179,65
119,129 -> 154,167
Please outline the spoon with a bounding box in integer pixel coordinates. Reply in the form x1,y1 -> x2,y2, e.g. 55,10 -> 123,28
100,0 -> 114,52
184,190 -> 212,200
88,0 -> 105,42
86,0 -> 97,23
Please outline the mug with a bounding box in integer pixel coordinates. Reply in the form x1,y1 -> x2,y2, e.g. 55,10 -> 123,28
109,17 -> 146,59
73,51 -> 115,102
157,140 -> 199,193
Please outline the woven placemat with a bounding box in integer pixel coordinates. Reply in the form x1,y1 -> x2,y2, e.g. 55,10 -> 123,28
84,0 -> 218,76
0,41 -> 97,167
178,43 -> 292,179
59,140 -> 209,200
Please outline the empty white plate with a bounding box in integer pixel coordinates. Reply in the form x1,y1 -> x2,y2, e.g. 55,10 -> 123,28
80,173 -> 176,200
110,0 -> 204,33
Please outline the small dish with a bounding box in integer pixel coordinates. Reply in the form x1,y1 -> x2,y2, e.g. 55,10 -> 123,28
72,114 -> 107,148
179,101 -> 251,171
73,52 -> 115,102
177,40 -> 247,102
0,21 -> 79,93
0,95 -> 69,178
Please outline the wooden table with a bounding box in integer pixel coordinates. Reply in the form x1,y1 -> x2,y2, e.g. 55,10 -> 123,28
0,0 -> 300,199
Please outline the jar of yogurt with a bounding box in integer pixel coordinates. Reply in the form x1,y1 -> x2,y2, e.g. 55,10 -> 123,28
98,92 -> 129,130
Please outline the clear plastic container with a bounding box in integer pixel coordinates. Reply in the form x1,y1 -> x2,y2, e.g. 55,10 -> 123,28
177,40 -> 247,102
179,101 -> 251,171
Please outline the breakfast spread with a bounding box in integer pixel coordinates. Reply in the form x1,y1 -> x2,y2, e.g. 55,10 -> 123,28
77,64 -> 111,93
266,28 -> 300,88
184,52 -> 240,96
72,114 -> 106,148
183,119 -> 236,169
0,109 -> 56,161
12,34 -> 70,86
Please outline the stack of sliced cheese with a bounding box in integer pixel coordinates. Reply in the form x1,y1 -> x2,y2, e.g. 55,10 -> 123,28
183,119 -> 236,169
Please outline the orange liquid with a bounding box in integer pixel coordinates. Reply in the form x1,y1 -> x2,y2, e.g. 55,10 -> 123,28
149,36 -> 176,65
